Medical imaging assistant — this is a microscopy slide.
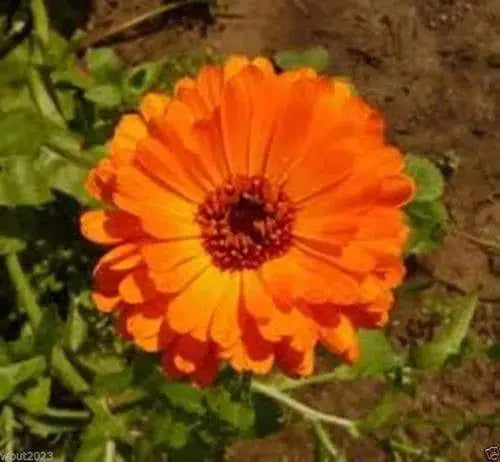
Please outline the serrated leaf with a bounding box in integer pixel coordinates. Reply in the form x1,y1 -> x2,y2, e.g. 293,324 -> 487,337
77,352 -> 125,375
413,293 -> 478,369
206,388 -> 255,432
64,305 -> 88,353
151,414 -> 189,449
333,330 -> 403,380
0,110 -> 60,158
122,60 -> 165,103
274,46 -> 330,72
86,48 -> 123,82
404,154 -> 445,202
84,84 -> 122,107
405,200 -> 448,254
34,308 -> 64,355
94,370 -> 133,396
0,41 -> 31,85
0,147 -> 89,206
159,382 -> 205,415
24,377 -> 51,415
0,356 -> 47,402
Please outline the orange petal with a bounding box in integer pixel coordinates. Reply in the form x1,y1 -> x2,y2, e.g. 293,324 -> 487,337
276,340 -> 315,376
196,65 -> 224,112
223,55 -> 250,81
109,115 -> 148,158
166,266 -> 229,340
149,256 -> 210,294
264,78 -> 329,182
80,210 -> 144,244
92,292 -> 120,313
139,93 -> 170,122
378,174 -> 416,207
113,166 -> 200,240
242,271 -> 279,321
141,240 -> 204,272
318,314 -> 359,363
247,74 -> 285,175
118,268 -> 158,304
149,100 -> 217,192
209,272 -> 242,348
220,67 -> 260,175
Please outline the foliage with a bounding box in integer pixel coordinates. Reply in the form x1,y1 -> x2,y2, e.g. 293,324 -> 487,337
404,154 -> 449,254
273,46 -> 330,72
0,2 -> 495,462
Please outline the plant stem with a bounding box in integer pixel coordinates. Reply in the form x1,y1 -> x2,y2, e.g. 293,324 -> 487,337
250,379 -> 359,437
105,440 -> 116,462
11,395 -> 90,420
276,372 -> 339,391
27,68 -> 66,127
5,253 -> 109,419
312,420 -> 340,459
84,0 -> 205,48
4,253 -> 42,328
40,145 -> 94,170
456,229 -> 500,252
30,0 -> 49,46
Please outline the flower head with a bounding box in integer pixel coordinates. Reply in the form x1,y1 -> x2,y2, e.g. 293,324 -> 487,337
81,55 -> 415,385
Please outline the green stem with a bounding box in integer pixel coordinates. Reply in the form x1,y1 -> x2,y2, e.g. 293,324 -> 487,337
390,440 -> 424,456
105,440 -> 116,462
40,145 -> 94,170
84,0 -> 206,48
276,372 -> 339,391
250,380 -> 359,437
11,395 -> 91,421
4,254 -> 42,328
5,253 -> 108,419
456,229 -> 500,252
312,420 -> 340,459
30,0 -> 49,46
27,68 -> 66,127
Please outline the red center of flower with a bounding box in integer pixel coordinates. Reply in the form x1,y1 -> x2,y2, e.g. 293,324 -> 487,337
196,176 -> 296,271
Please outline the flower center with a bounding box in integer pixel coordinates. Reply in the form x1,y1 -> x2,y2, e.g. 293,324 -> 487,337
196,176 -> 296,271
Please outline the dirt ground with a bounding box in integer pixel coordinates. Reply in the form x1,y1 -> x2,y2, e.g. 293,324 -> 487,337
85,0 -> 500,460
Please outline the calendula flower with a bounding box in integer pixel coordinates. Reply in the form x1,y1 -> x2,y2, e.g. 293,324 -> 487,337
81,55 -> 415,386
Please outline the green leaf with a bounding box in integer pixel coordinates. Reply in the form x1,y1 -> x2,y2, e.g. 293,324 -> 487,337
24,377 -> 51,415
333,330 -> 403,380
64,306 -> 88,353
206,388 -> 255,432
159,382 -> 206,415
86,48 -> 123,83
94,370 -> 133,396
0,356 -> 47,402
0,110 -> 60,158
151,414 -> 189,449
405,200 -> 448,254
404,154 -> 445,202
20,414 -> 80,437
0,38 -> 31,86
413,293 -> 478,369
274,46 -> 330,72
358,389 -> 399,431
122,60 -> 165,103
77,352 -> 126,376
0,146 -> 90,206
84,84 -> 122,107
34,308 -> 64,355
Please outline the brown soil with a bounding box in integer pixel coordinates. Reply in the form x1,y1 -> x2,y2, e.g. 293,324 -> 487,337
88,0 -> 500,460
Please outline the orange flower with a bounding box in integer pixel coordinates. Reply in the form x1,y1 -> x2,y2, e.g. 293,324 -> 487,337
81,55 -> 415,386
